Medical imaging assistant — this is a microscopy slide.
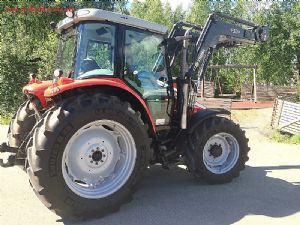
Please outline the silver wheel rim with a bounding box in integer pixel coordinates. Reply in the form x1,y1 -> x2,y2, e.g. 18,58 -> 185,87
62,120 -> 136,199
203,132 -> 239,174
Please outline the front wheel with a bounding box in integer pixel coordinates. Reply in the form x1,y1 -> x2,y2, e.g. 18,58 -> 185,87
185,117 -> 250,184
8,101 -> 36,150
27,94 -> 150,218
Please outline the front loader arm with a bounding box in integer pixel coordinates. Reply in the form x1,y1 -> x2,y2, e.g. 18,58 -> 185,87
187,12 -> 268,80
165,13 -> 268,130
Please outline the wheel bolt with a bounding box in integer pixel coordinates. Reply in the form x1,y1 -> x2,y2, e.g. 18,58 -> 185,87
89,155 -> 92,158
91,149 -> 94,153
101,160 -> 103,162
96,147 -> 99,150
103,154 -> 106,157
101,149 -> 104,152
96,162 -> 98,165
90,160 -> 93,163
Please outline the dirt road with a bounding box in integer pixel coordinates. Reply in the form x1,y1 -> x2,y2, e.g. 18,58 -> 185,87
0,108 -> 300,225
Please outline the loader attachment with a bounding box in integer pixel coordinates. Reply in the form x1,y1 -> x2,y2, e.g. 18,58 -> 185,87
162,12 -> 268,129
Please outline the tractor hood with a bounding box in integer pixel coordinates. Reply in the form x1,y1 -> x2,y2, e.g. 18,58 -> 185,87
23,80 -> 53,108
23,80 -> 52,95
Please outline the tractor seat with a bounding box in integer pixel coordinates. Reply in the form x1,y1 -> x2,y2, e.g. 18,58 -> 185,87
80,58 -> 100,73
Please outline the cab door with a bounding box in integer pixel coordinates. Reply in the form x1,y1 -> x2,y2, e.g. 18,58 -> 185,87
122,28 -> 171,127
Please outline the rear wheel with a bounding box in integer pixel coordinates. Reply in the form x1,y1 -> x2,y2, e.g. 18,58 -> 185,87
185,117 -> 249,184
27,94 -> 150,218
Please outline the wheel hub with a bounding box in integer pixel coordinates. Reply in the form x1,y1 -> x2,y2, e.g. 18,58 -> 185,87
203,133 -> 240,174
209,144 -> 223,158
92,150 -> 103,162
85,145 -> 108,167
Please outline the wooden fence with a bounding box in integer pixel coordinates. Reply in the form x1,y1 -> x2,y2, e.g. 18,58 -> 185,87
271,99 -> 300,134
242,85 -> 298,101
195,80 -> 215,98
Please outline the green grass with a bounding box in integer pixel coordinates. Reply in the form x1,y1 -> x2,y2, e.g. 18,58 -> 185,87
290,133 -> 300,144
271,131 -> 300,145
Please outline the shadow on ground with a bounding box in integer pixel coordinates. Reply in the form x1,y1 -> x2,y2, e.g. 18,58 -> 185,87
62,165 -> 300,225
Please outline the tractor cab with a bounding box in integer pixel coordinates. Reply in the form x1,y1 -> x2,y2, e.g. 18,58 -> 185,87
55,9 -> 171,126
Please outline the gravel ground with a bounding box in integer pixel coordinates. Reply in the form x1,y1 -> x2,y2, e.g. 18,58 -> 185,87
0,108 -> 300,225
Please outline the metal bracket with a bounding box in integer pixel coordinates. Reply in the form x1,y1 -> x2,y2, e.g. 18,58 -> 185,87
0,142 -> 18,153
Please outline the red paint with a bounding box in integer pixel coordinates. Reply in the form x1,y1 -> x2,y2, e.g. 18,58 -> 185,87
28,78 -> 42,84
231,101 -> 274,109
190,99 -> 206,115
22,80 -> 52,108
44,77 -> 156,132
57,76 -> 74,85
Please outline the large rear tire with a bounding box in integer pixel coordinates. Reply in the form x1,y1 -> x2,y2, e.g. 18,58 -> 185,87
27,94 -> 150,218
185,117 -> 250,184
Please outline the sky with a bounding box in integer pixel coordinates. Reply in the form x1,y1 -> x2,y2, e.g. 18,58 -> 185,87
127,0 -> 272,13
128,0 -> 193,12
160,0 -> 192,11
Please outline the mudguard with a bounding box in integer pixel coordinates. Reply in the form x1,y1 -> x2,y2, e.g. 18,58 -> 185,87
187,108 -> 230,134
44,77 -> 156,133
22,77 -> 156,133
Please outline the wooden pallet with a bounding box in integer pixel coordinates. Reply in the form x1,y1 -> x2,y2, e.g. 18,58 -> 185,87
271,98 -> 300,134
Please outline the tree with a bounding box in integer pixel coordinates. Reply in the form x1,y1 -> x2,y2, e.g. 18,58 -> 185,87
187,0 -> 210,25
131,0 -> 165,25
0,0 -> 127,114
253,2 -> 296,85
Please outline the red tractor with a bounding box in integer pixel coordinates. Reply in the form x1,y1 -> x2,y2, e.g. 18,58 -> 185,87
0,9 -> 268,218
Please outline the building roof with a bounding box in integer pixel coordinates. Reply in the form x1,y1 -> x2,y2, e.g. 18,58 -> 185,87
56,8 -> 168,35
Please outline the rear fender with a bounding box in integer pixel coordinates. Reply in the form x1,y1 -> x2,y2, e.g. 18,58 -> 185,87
44,78 -> 156,134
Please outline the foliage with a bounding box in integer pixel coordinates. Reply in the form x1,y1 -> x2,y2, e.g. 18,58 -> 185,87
0,111 -> 12,125
271,131 -> 300,145
130,0 -> 186,30
0,0 -> 126,115
290,133 -> 300,144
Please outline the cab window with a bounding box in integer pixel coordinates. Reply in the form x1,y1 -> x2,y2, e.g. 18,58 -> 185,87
123,29 -> 168,97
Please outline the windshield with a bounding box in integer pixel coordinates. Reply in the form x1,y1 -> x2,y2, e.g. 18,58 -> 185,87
56,28 -> 77,78
56,23 -> 116,79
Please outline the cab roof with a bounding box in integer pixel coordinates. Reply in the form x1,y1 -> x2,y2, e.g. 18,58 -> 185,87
56,8 -> 168,35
